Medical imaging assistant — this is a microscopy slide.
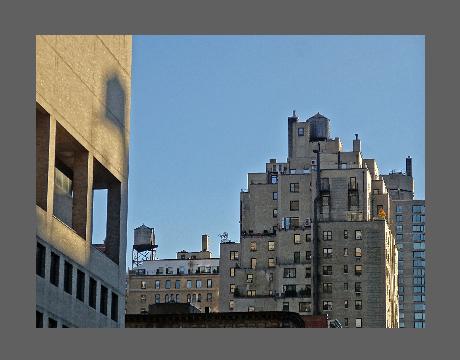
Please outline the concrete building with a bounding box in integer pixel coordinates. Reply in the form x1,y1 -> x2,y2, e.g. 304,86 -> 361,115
36,35 -> 132,327
126,234 -> 220,314
219,111 -> 399,328
382,158 -> 426,328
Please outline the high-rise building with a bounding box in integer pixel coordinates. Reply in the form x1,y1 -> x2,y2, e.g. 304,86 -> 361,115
382,158 -> 425,328
219,111 -> 399,328
36,35 -> 132,327
126,234 -> 220,314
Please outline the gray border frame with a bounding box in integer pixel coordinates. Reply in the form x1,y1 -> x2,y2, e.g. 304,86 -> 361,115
1,0 -> 456,358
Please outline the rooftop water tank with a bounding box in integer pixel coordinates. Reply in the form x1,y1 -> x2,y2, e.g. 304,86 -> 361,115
134,224 -> 155,252
308,113 -> 331,142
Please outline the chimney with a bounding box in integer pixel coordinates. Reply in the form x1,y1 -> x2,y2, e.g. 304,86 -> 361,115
353,133 -> 361,153
201,234 -> 209,252
406,156 -> 413,177
288,110 -> 299,159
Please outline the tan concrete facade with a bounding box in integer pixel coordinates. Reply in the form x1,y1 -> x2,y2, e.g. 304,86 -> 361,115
36,35 -> 131,328
220,112 -> 398,328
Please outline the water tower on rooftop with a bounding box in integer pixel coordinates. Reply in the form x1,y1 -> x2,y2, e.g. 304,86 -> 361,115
132,224 -> 157,268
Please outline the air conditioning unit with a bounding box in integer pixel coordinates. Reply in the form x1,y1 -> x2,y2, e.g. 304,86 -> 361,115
311,159 -> 317,165
305,218 -> 312,227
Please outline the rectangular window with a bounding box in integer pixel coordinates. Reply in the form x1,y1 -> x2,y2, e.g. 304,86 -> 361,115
412,225 -> 425,232
229,300 -> 234,311
284,268 -> 296,278
323,231 -> 332,241
250,241 -> 257,251
155,280 -> 160,289
355,230 -> 362,240
268,258 -> 276,267
322,265 -> 332,275
344,318 -> 349,327
412,233 -> 425,241
111,292 -> 118,322
294,252 -> 300,264
298,127 -> 304,136
412,214 -> 425,223
323,301 -> 332,311
355,300 -> 362,310
306,233 -> 312,242
323,248 -> 333,258
397,234 -> 403,241
100,285 -> 108,315
344,230 -> 348,239
268,241 -> 275,251
294,234 -> 301,244
355,265 -> 362,276
196,280 -> 202,288
343,248 -> 348,257
290,183 -> 300,193
48,318 -> 58,328
299,302 -> 311,312
290,200 -> 300,211
176,294 -> 180,303
396,225 -> 403,233
273,209 -> 278,218
247,290 -> 256,297
207,279 -> 212,288
89,277 -> 97,309
251,258 -> 257,269
230,267 -> 235,277
344,265 -> 348,274
273,192 -> 278,200
50,252 -> 60,287
356,318 -> 362,328
355,282 -> 362,293
283,302 -> 290,311
323,283 -> 332,293
165,280 -> 171,289
140,280 -> 146,289
271,175 -> 278,184
175,280 -> 181,289
187,280 -> 192,289
413,242 -> 426,250
76,270 -> 85,302
230,284 -> 236,294
344,282 -> 348,290
140,294 -> 146,303
247,274 -> 253,283
344,300 -> 349,308
155,294 -> 160,304
396,205 -> 403,213
355,247 -> 362,257
412,205 -> 425,214
36,311 -> 43,328
36,243 -> 46,278
415,321 -> 425,328
64,261 -> 73,294
207,293 -> 212,302
396,215 -> 403,223
306,251 -> 312,262
230,251 -> 239,260
305,267 -> 311,278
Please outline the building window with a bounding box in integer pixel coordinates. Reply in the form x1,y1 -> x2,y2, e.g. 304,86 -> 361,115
396,205 -> 403,213
299,302 -> 311,312
323,265 -> 332,275
229,300 -> 234,311
344,300 -> 349,308
284,268 -> 296,278
298,127 -> 304,136
36,243 -> 46,278
273,192 -> 278,200
397,234 -> 403,241
140,294 -> 146,303
323,283 -> 332,293
155,280 -> 161,289
140,280 -> 146,289
355,265 -> 362,276
197,293 -> 202,302
344,230 -> 348,239
396,225 -> 403,233
355,318 -> 362,328
207,279 -> 212,288
266,257 -> 275,267
271,175 -> 278,184
306,233 -> 312,242
246,274 -> 254,283
230,284 -> 235,294
344,282 -> 348,290
323,301 -> 333,311
247,290 -> 256,297
175,280 -> 181,289
269,272 -> 274,281
282,302 -> 290,311
396,215 -> 403,223
230,267 -> 235,277
323,248 -> 333,258
36,311 -> 43,328
268,241 -> 275,251
344,318 -> 349,327
414,321 -> 425,328
187,280 -> 192,289
294,252 -> 300,264
412,214 -> 425,223
305,267 -> 312,278
323,231 -> 332,241
100,285 -> 108,315
192,294 -> 197,302
196,280 -> 202,288
230,251 -> 239,260
355,230 -> 362,240
344,265 -> 348,274
343,248 -> 348,257
186,294 -> 191,303
273,209 -> 278,218
355,282 -> 362,293
412,205 -> 425,214
63,261 -> 73,295
48,318 -> 58,328
164,280 -> 171,289
291,234 -> 300,245
290,200 -> 300,211
250,258 -> 257,269
89,277 -> 97,309
355,247 -> 362,258
290,183 -> 300,193
76,269 -> 85,302
250,241 -> 257,251
355,300 -> 362,310
306,251 -> 312,262
110,292 -> 119,322
176,294 -> 180,302
50,252 -> 60,287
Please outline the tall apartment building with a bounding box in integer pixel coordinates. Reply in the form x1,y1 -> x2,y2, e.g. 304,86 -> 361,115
382,159 -> 425,328
36,36 -> 132,327
127,234 -> 220,314
219,112 -> 399,328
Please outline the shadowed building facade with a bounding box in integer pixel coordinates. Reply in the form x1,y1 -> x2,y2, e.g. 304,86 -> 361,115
36,35 -> 132,327
219,112 -> 399,328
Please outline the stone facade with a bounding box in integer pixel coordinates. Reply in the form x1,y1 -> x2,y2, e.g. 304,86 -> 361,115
219,112 -> 399,328
35,35 -> 131,328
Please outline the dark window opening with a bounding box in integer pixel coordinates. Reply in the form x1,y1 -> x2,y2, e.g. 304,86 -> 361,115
100,285 -> 108,315
48,318 -> 58,328
36,311 -> 43,328
64,261 -> 73,294
36,242 -> 46,278
36,104 -> 50,211
89,277 -> 97,309
50,252 -> 60,287
111,292 -> 119,322
76,270 -> 85,302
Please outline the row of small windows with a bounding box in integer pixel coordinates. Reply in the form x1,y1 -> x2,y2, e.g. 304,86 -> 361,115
399,294 -> 426,302
396,225 -> 425,233
323,265 -> 363,276
396,214 -> 426,223
36,242 -> 118,322
36,311 -> 70,328
396,233 -> 426,241
323,247 -> 362,258
396,205 -> 425,214
146,292 -> 213,304
140,278 -> 213,290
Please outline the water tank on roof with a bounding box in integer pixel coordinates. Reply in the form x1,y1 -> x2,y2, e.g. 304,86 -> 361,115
134,224 -> 155,251
308,113 -> 330,142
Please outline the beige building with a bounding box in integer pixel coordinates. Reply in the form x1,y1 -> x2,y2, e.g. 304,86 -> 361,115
127,234 -> 220,314
36,35 -> 132,327
219,112 -> 399,328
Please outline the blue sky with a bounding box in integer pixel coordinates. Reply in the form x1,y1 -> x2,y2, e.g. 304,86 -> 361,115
95,35 -> 425,267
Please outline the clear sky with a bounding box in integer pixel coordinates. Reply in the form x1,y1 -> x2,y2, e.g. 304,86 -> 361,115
97,35 -> 425,268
